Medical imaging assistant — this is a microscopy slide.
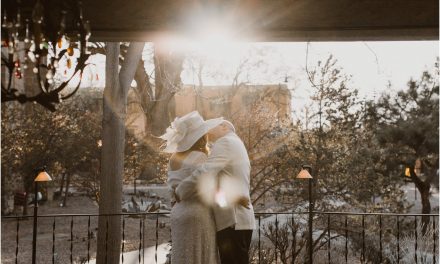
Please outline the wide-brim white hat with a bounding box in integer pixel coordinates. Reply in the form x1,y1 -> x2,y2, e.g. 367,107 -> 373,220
159,111 -> 224,153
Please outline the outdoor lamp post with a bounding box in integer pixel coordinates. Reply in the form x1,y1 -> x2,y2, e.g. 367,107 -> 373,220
32,168 -> 52,264
133,142 -> 138,195
297,165 -> 313,264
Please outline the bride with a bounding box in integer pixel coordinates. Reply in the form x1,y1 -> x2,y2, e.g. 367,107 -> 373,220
160,111 -> 223,264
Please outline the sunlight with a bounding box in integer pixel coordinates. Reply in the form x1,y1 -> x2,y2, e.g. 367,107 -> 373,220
193,18 -> 234,43
158,12 -> 244,62
197,166 -> 245,208
183,7 -> 238,42
215,190 -> 228,208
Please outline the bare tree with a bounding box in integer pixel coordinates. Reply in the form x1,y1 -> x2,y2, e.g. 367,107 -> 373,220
230,87 -> 296,206
261,217 -> 330,264
149,44 -> 184,136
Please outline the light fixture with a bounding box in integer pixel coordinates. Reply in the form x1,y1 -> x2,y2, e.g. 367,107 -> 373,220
297,168 -> 313,179
32,167 -> 52,264
1,0 -> 92,111
296,164 -> 314,264
404,167 -> 413,183
34,171 -> 52,182
405,167 -> 411,177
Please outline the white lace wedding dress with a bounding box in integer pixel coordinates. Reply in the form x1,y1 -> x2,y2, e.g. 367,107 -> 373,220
167,151 -> 219,264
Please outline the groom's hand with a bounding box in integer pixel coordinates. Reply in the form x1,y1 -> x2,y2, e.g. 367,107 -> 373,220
236,196 -> 251,209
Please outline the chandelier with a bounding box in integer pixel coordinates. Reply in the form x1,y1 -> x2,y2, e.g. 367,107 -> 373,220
1,0 -> 91,111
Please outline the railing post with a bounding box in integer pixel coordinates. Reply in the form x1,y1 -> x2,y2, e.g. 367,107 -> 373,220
121,216 -> 125,264
155,214 -> 159,264
307,178 -> 314,264
52,217 -> 56,264
258,215 -> 261,263
70,216 -> 73,264
275,214 -> 278,263
415,216 -> 418,263
31,181 -> 39,264
87,216 -> 91,263
15,217 -> 19,264
379,215 -> 382,263
433,217 -> 436,264
291,215 -> 295,263
143,215 -> 146,264
361,215 -> 365,263
105,216 -> 109,264
397,216 -> 400,264
139,217 -> 143,263
345,216 -> 348,264
327,214 -> 331,263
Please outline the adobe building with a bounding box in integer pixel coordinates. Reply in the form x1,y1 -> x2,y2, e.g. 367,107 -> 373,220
126,84 -> 292,138
175,84 -> 292,121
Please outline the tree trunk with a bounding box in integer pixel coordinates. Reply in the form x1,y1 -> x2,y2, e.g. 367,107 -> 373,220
420,187 -> 431,233
409,166 -> 431,234
149,44 -> 183,136
96,42 -> 144,264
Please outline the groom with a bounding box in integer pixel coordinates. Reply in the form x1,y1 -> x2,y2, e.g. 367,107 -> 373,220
175,120 -> 255,264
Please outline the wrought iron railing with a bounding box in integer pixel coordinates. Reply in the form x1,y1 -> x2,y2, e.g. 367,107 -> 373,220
1,212 -> 438,264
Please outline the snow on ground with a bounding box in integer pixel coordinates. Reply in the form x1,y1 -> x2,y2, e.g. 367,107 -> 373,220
88,243 -> 171,264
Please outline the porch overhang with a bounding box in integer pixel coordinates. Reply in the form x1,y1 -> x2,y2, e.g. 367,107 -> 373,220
82,0 -> 438,42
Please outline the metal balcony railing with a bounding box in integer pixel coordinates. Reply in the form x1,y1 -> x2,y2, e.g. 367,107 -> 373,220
1,212 -> 438,264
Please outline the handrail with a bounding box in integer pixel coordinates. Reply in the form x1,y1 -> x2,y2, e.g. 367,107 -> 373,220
309,211 -> 439,217
2,211 -> 438,219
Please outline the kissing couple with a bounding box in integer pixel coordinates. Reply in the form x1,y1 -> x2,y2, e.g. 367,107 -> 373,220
160,111 -> 256,264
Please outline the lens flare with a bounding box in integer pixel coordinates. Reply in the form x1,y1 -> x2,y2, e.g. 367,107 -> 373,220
215,190 -> 227,208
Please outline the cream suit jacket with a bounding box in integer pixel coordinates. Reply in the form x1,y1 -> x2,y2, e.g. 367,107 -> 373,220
175,132 -> 256,231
